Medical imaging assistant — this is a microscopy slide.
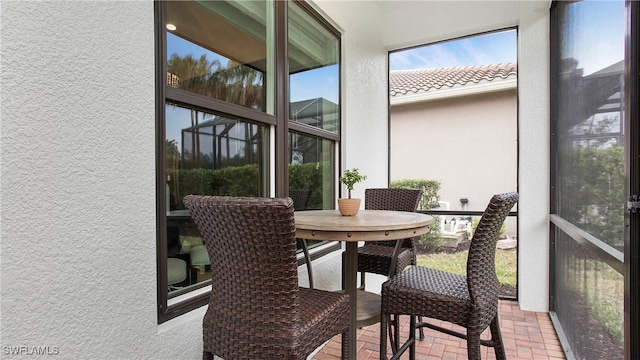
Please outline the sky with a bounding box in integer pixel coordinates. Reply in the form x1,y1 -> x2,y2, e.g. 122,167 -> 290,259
560,0 -> 625,76
389,29 -> 517,71
389,0 -> 624,75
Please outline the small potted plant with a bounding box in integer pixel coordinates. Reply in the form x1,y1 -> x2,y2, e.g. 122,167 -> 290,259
338,168 -> 367,216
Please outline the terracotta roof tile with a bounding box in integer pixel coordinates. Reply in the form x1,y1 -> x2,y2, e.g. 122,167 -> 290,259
389,63 -> 517,97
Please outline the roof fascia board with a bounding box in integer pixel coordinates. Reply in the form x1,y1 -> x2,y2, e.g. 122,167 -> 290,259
390,78 -> 517,106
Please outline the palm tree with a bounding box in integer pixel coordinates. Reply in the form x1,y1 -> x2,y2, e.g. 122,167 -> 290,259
167,53 -> 221,93
167,54 -> 263,109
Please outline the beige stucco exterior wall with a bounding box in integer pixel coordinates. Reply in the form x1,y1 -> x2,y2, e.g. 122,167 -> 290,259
390,89 -> 518,235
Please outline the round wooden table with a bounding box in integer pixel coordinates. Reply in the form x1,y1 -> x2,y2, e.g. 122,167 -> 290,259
295,209 -> 433,359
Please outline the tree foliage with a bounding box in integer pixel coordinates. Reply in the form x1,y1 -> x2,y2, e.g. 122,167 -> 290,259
559,146 -> 624,249
289,162 -> 327,209
390,178 -> 440,210
391,179 -> 443,250
167,54 -> 263,109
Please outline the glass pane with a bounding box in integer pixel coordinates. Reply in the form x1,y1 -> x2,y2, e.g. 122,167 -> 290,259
388,30 -> 518,298
288,2 -> 340,133
555,0 -> 626,251
166,1 -> 273,113
165,103 -> 268,295
289,132 -> 335,211
289,132 -> 335,251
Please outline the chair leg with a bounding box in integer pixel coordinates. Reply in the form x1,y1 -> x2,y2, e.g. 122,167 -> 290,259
393,315 -> 400,352
408,314 -> 416,360
299,239 -> 314,288
385,314 -> 416,360
380,312 -> 389,359
466,329 -> 482,360
389,315 -> 417,352
358,271 -> 365,290
387,315 -> 397,353
341,330 -> 349,360
490,315 -> 507,360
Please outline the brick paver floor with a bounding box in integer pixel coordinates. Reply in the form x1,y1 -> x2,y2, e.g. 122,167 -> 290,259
313,300 -> 566,360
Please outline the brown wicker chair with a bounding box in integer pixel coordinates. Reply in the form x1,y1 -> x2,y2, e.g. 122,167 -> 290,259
289,189 -> 311,212
184,195 -> 349,360
355,188 -> 423,289
380,192 -> 518,360
349,188 -> 424,346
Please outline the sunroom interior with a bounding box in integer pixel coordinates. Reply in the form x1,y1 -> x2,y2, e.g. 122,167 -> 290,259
2,0 -> 636,359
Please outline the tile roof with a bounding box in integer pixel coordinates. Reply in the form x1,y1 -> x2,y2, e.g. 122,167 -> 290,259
390,63 -> 517,98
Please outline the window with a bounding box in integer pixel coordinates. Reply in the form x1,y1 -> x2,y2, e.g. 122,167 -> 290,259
388,30 -> 518,298
156,0 -> 341,322
288,1 -> 340,133
165,1 -> 273,113
287,1 -> 340,253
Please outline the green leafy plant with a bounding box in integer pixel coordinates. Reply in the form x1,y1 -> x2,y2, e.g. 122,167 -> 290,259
391,179 -> 442,249
339,168 -> 366,199
289,162 -> 327,209
391,179 -> 441,210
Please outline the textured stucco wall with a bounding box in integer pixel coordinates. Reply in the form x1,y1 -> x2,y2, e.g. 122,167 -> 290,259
390,90 -> 518,212
390,90 -> 518,235
512,2 -> 551,312
1,1 -> 203,359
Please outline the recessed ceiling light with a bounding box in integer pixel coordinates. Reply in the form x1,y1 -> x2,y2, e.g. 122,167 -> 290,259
166,24 -> 176,31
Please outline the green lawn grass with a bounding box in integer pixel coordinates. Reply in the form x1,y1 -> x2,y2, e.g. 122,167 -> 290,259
416,248 -> 517,287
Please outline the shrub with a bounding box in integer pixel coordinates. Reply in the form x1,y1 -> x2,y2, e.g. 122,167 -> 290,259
288,162 -> 327,209
172,164 -> 259,209
390,179 -> 440,210
391,179 -> 442,249
171,162 -> 328,210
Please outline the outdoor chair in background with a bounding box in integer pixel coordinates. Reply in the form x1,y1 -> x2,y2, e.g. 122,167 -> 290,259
354,188 -> 423,289
290,189 -> 314,288
290,189 -> 311,211
347,187 -> 425,344
184,195 -> 350,360
380,192 -> 518,360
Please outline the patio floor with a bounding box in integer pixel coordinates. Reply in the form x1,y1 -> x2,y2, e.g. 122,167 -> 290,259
313,300 -> 566,360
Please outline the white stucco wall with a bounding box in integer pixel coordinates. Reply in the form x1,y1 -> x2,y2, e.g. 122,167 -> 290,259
0,1 -> 205,359
0,1 -> 550,358
512,2 -> 551,312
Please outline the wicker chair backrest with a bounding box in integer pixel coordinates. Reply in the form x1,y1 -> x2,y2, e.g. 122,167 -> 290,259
364,188 -> 423,247
183,195 -> 301,327
466,192 -> 518,314
364,188 -> 422,212
289,189 -> 311,211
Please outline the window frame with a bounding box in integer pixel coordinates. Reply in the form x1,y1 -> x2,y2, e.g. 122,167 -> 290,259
155,0 -> 342,323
